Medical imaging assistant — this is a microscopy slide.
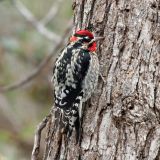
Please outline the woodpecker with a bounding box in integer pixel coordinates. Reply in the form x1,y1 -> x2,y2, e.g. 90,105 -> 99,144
52,30 -> 103,141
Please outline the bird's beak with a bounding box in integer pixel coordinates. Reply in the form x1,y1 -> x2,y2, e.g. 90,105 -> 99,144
88,36 -> 104,45
94,36 -> 104,41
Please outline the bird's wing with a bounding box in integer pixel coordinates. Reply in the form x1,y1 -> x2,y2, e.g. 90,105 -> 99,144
53,47 -> 91,110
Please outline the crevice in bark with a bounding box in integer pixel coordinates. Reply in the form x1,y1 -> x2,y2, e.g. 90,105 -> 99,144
79,0 -> 85,29
142,127 -> 155,159
100,0 -> 112,34
36,0 -> 160,159
154,147 -> 160,160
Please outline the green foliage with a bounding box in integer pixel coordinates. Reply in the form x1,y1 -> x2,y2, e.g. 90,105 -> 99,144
0,131 -> 10,142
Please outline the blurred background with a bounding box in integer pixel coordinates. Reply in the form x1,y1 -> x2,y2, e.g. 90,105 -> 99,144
0,0 -> 72,159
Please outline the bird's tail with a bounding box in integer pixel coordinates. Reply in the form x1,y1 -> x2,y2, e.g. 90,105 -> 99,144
68,92 -> 84,143
54,92 -> 84,143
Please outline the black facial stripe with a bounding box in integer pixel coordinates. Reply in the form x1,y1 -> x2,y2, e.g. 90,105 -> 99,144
81,39 -> 91,43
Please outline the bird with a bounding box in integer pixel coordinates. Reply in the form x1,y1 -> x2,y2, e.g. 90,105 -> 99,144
52,29 -> 103,142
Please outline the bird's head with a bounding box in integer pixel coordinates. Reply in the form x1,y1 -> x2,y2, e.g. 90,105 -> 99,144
70,30 -> 104,52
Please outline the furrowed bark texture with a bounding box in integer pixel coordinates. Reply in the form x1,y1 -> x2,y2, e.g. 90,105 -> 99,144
44,0 -> 160,159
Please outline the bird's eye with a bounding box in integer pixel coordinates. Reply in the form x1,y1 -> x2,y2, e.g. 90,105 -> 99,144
84,36 -> 89,39
82,36 -> 91,42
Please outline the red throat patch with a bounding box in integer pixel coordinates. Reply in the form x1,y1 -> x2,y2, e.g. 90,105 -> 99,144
88,42 -> 96,52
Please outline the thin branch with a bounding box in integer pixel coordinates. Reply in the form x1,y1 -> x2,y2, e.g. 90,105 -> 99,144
0,22 -> 72,92
40,0 -> 64,25
12,0 -> 60,41
31,114 -> 52,160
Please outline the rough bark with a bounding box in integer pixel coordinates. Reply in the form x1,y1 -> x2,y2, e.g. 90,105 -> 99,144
43,0 -> 160,159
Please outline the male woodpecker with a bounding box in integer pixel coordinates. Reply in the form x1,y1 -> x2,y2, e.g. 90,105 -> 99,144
52,30 -> 103,141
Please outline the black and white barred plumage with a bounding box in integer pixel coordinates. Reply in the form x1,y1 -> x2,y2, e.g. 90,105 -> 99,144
52,30 -> 100,141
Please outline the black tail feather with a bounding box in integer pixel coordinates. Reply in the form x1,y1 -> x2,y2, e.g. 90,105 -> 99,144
54,92 -> 84,143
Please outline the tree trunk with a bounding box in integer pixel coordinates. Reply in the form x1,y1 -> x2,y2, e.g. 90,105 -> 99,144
43,0 -> 160,159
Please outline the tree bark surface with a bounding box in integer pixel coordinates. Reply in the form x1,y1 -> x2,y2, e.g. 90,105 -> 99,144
44,0 -> 160,159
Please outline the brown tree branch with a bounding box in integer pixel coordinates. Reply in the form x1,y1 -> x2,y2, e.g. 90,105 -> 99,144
0,22 -> 72,92
31,114 -> 52,160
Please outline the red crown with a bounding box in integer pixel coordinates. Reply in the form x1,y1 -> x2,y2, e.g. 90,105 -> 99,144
75,30 -> 94,39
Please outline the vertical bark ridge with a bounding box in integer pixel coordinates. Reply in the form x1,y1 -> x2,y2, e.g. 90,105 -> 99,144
43,0 -> 160,159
